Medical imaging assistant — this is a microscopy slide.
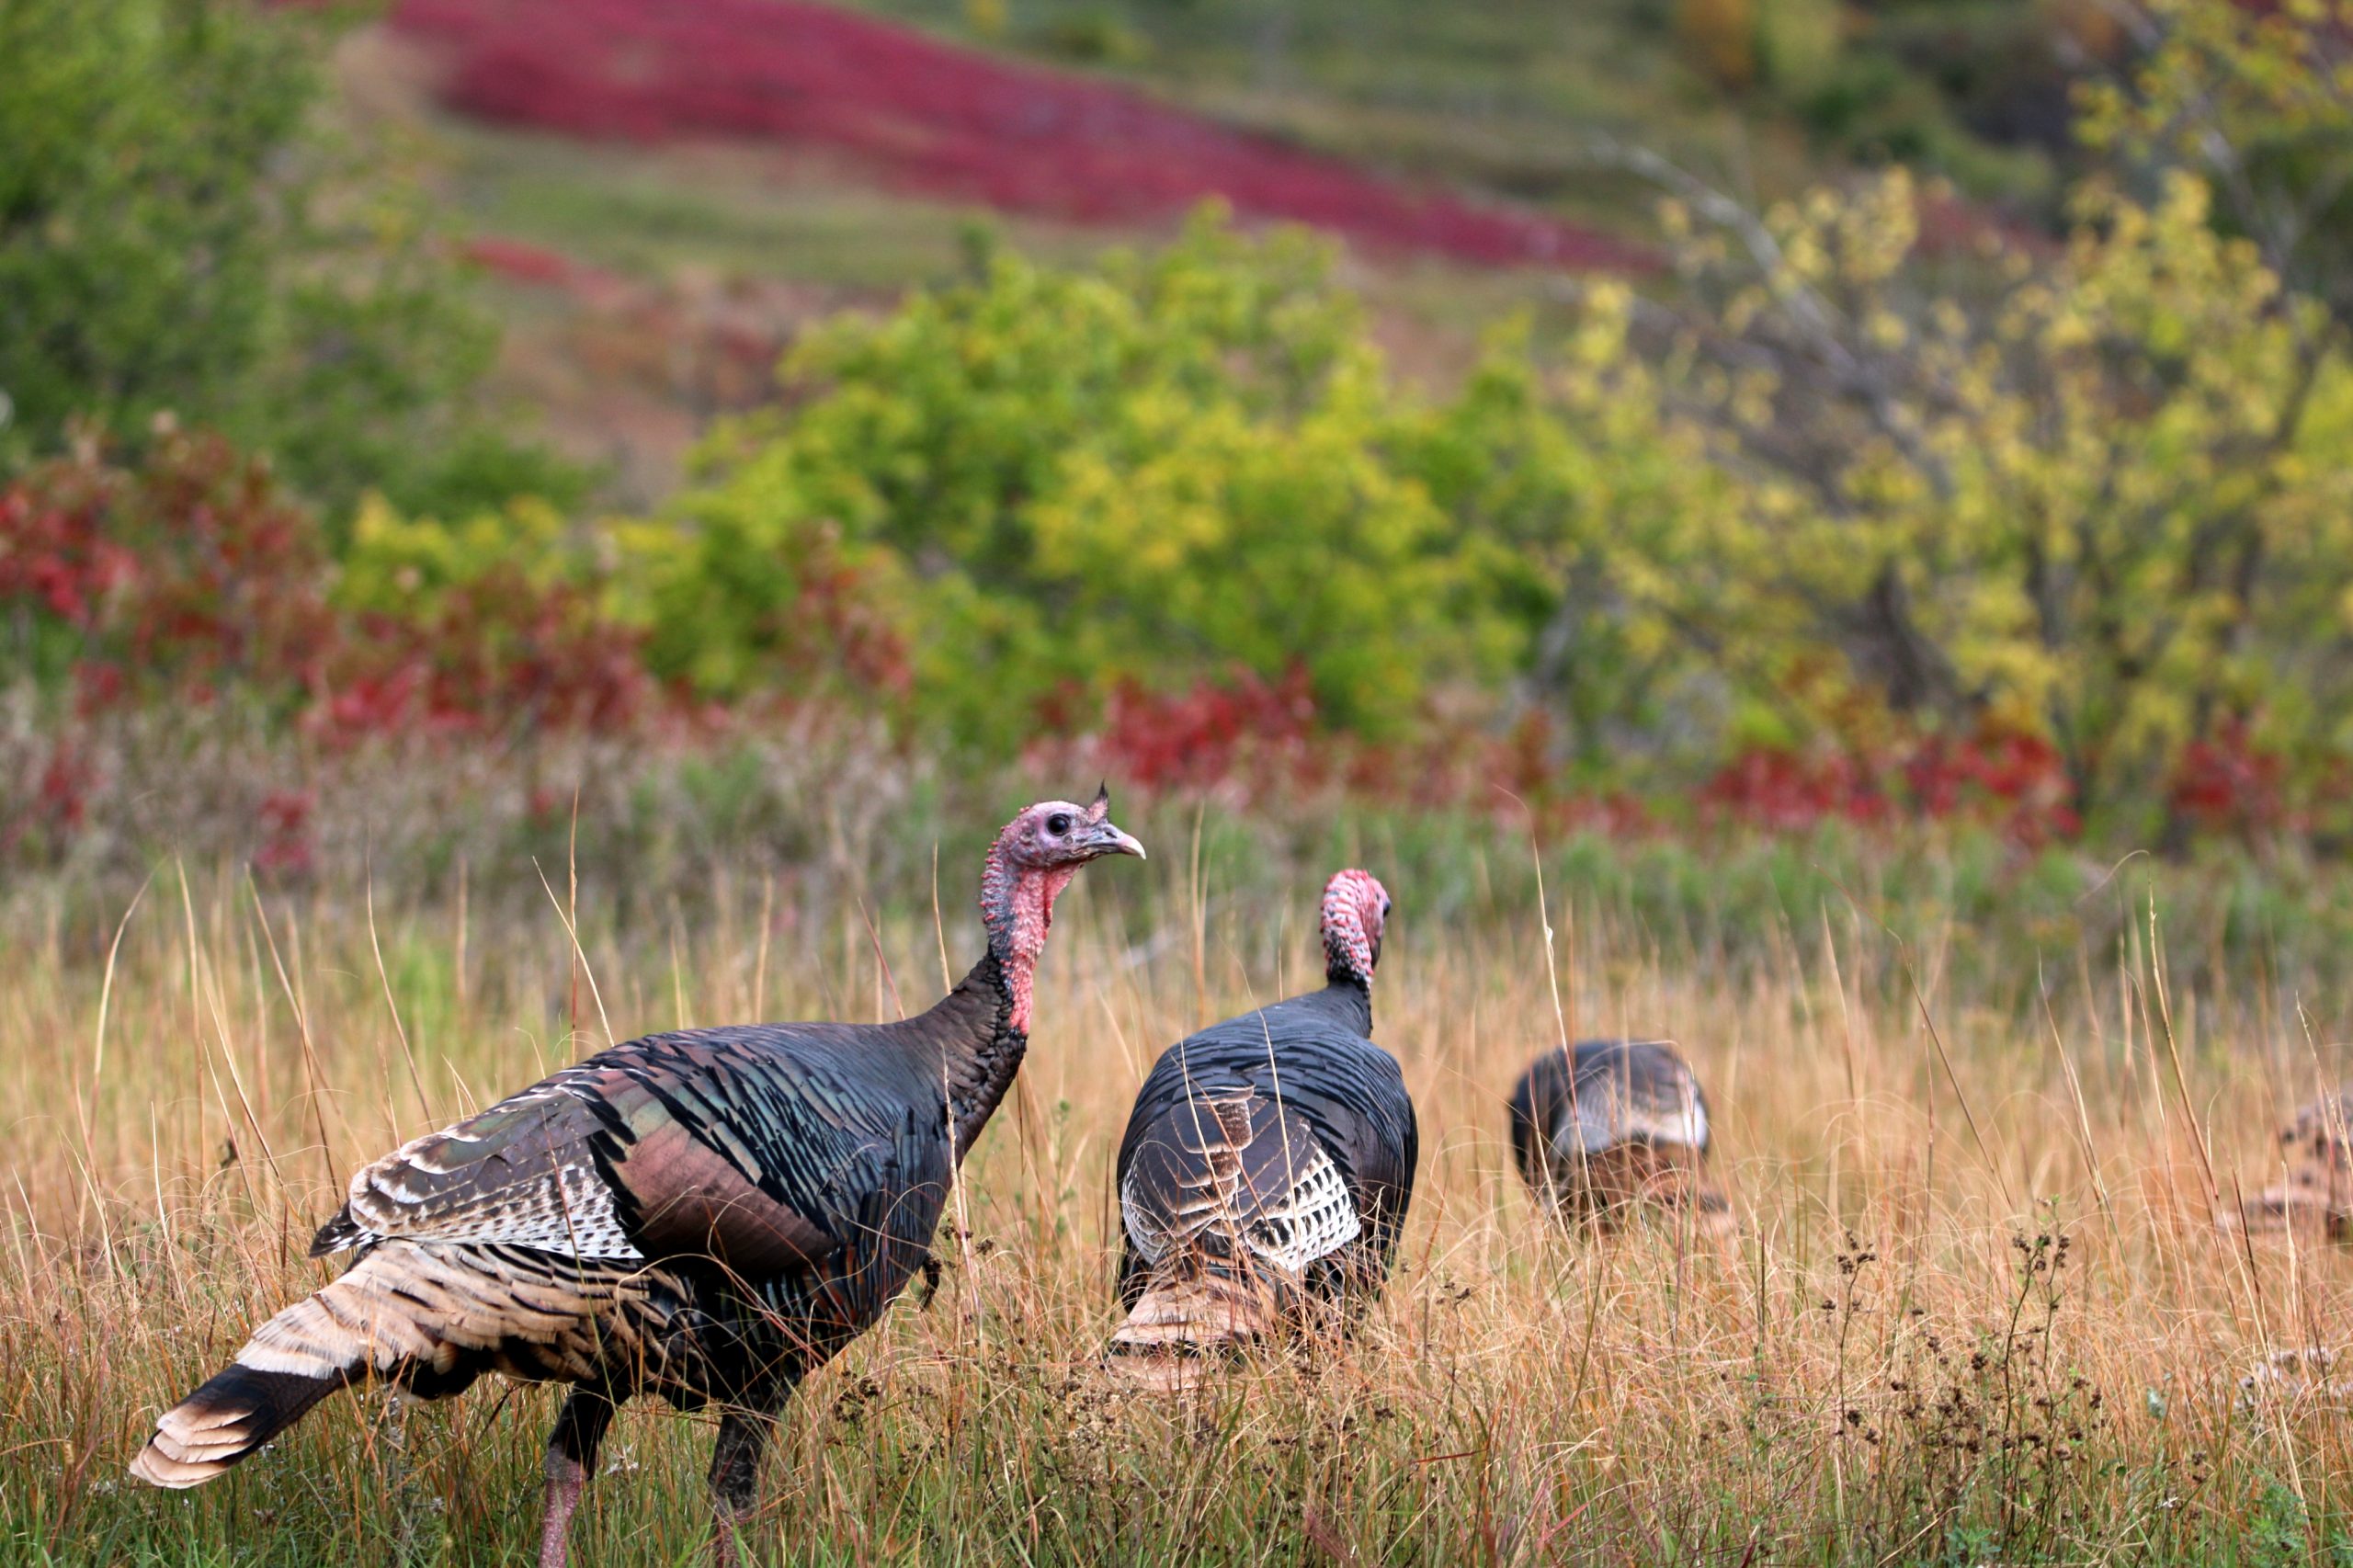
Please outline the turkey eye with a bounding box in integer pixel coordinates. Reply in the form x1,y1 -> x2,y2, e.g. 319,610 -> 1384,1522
1046,812 -> 1073,835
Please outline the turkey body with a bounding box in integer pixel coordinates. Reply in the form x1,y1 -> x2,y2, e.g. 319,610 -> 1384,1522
2238,1083 -> 2353,1238
1111,976 -> 1417,1369
1508,1040 -> 1727,1230
135,973 -> 1012,1482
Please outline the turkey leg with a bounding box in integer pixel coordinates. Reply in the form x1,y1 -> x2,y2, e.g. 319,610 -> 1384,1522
539,1386 -> 619,1568
708,1405 -> 779,1567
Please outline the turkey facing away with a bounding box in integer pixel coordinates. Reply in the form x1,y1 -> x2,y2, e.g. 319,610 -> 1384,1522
1508,1040 -> 1729,1232
2237,1083 -> 2353,1239
129,791 -> 1143,1567
1108,870 -> 1417,1386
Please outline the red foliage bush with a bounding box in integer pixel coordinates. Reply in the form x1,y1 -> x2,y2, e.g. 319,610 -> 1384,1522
390,0 -> 1650,271
254,789 -> 318,879
0,466 -> 137,630
331,575 -> 654,744
1699,728 -> 2080,846
1701,746 -> 1892,832
1085,666 -> 1320,793
2166,719 -> 2286,839
1903,729 -> 2079,846
0,433 -> 670,852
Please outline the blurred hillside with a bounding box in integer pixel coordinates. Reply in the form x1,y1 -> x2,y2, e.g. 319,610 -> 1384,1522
337,0 -> 2083,502
18,0 -> 2353,872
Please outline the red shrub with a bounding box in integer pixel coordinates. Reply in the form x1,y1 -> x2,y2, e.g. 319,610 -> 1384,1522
1701,746 -> 1892,832
2166,719 -> 2287,839
254,790 -> 318,879
1087,666 -> 1319,793
0,433 -> 685,745
1699,728 -> 2080,846
1903,728 -> 2078,846
0,462 -> 138,630
462,235 -> 608,289
120,433 -> 341,701
1,739 -> 94,857
330,574 -> 656,744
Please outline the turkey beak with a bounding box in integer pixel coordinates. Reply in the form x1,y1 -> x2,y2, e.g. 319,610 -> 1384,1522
1086,821 -> 1147,861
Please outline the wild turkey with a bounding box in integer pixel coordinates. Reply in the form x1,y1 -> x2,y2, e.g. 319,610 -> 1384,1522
1508,1040 -> 1729,1232
130,790 -> 1143,1566
2238,1084 -> 2352,1238
1107,869 -> 1416,1385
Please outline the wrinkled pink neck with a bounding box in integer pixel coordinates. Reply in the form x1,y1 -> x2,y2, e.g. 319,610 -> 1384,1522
1323,900 -> 1376,987
981,842 -> 1076,1035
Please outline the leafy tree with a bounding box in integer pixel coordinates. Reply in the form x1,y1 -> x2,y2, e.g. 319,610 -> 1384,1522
0,0 -> 574,517
2084,0 -> 2353,331
1537,142 -> 2353,836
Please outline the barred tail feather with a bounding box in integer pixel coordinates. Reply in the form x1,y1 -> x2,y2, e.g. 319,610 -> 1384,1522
130,1259 -> 412,1489
129,1360 -> 347,1488
130,1243 -> 593,1488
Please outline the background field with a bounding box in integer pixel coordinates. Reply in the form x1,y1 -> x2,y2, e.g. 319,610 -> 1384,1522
3,789 -> 2350,1563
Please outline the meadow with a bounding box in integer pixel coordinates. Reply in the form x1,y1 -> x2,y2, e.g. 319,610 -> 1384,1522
4,792 -> 2348,1565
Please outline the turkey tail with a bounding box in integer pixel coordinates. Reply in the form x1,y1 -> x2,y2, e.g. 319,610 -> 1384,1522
131,1244 -> 563,1488
1105,1267 -> 1287,1391
130,1259 -> 408,1488
129,1359 -> 347,1487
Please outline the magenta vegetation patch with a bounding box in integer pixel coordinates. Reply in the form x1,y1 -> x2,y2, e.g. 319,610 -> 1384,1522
391,0 -> 1650,270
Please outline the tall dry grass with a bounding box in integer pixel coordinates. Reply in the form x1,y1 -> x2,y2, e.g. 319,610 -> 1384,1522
2,824 -> 2348,1563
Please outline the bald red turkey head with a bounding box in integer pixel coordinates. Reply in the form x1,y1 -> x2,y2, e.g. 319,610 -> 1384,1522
1321,869 -> 1391,986
981,785 -> 1145,1032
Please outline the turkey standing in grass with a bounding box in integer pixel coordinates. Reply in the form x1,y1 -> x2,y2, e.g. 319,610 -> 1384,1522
2237,1083 -> 2353,1238
130,790 -> 1144,1566
1508,1040 -> 1729,1232
1108,870 -> 1416,1385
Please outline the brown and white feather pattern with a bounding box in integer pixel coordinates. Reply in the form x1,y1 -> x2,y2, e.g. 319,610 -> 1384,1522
322,1083 -> 643,1261
1118,1087 -> 1362,1274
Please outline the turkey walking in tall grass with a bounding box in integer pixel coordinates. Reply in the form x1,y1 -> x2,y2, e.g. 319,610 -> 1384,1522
128,791 -> 1144,1566
1508,1039 -> 1729,1233
1108,869 -> 1417,1388
2236,1082 -> 2353,1239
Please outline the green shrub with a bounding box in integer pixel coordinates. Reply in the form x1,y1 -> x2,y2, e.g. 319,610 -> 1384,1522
639,212 -> 1511,745
0,0 -> 574,517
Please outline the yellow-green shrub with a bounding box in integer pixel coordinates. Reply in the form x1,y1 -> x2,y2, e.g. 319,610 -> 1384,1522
631,215 -> 1510,746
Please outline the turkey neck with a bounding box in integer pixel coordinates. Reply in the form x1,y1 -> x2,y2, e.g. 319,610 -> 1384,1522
1313,973 -> 1375,1039
932,848 -> 1075,1157
923,949 -> 1028,1158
